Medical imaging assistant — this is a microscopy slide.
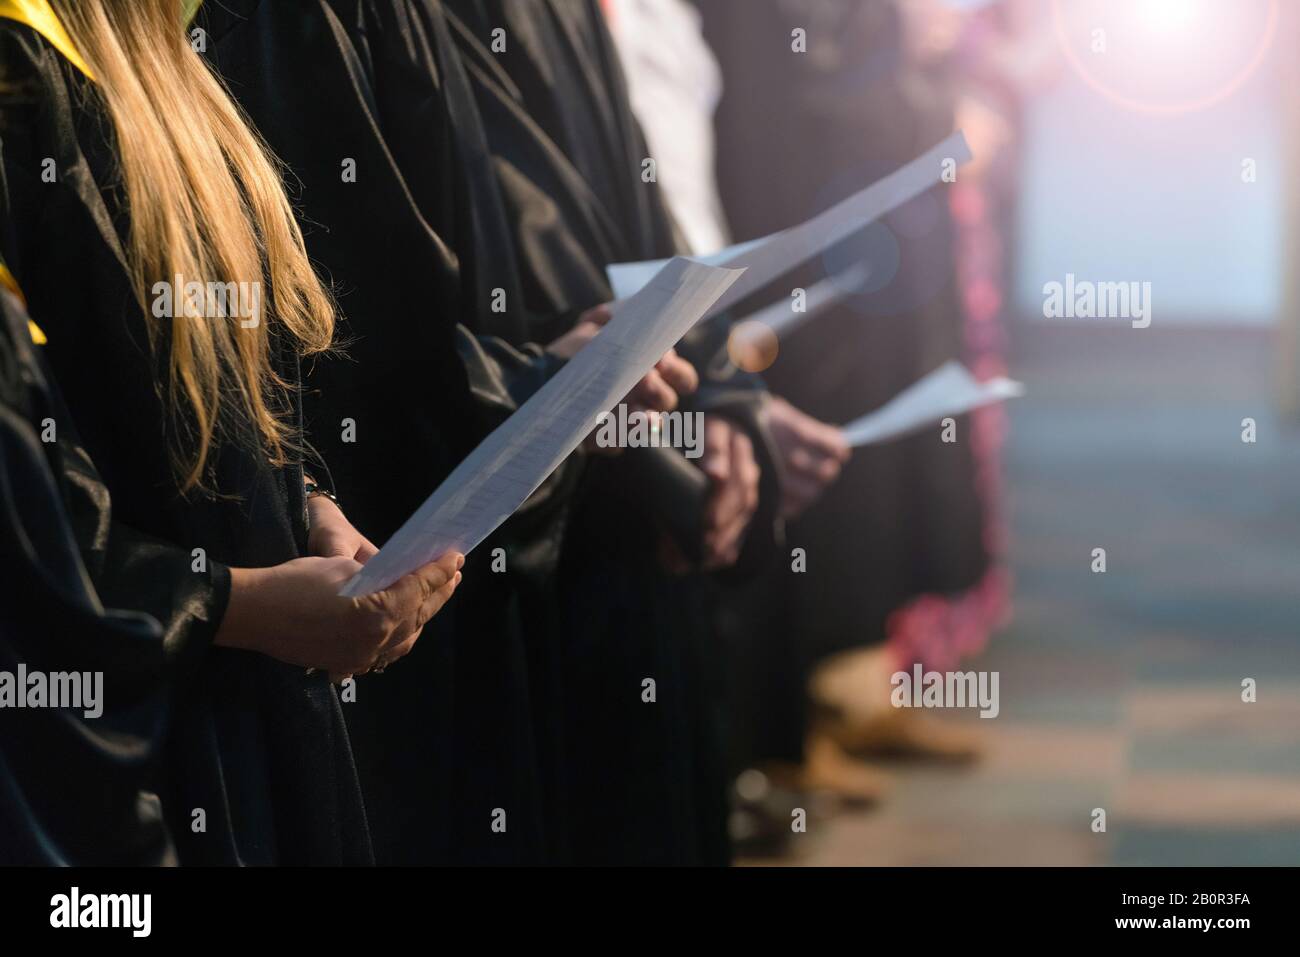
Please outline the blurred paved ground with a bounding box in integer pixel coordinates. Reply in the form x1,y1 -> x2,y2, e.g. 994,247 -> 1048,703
767,326 -> 1300,866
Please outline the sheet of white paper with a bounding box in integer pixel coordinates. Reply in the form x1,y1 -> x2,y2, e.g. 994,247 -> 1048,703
607,236 -> 767,301
841,361 -> 1024,448
341,257 -> 745,597
732,264 -> 870,344
604,130 -> 971,319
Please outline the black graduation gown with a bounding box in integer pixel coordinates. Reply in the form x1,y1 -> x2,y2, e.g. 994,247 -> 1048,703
443,0 -> 783,552
207,0 -> 776,864
200,0 -> 584,864
0,280 -> 177,865
702,0 -> 989,767
446,0 -> 784,864
0,18 -> 371,864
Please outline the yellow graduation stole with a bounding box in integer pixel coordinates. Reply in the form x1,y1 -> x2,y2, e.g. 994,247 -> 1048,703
0,259 -> 45,345
0,2 -> 71,342
0,2 -> 205,81
0,0 -> 94,80
0,1 -> 206,344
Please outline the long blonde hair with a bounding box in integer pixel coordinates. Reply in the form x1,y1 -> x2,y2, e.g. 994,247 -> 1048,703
50,0 -> 335,491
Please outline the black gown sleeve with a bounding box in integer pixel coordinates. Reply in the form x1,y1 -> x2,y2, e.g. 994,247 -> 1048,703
346,0 -> 576,419
675,320 -> 785,579
200,0 -> 578,544
0,22 -> 231,678
448,0 -> 786,575
0,281 -> 177,865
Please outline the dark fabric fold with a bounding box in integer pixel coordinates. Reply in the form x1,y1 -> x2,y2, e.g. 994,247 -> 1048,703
202,0 -> 581,864
0,285 -> 175,866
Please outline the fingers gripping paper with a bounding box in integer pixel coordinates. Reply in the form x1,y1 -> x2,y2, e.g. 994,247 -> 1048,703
841,361 -> 1024,449
606,130 -> 972,317
340,258 -> 745,598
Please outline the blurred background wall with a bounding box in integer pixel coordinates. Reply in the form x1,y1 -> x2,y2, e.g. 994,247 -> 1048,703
754,0 -> 1300,865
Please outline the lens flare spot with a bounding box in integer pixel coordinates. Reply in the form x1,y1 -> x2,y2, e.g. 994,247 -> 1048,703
728,321 -> 779,373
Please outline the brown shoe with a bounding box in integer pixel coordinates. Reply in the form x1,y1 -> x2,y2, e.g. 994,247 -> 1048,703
821,706 -> 983,765
763,730 -> 893,807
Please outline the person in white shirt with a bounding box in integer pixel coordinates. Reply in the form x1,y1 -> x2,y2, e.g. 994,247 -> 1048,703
604,0 -> 732,256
